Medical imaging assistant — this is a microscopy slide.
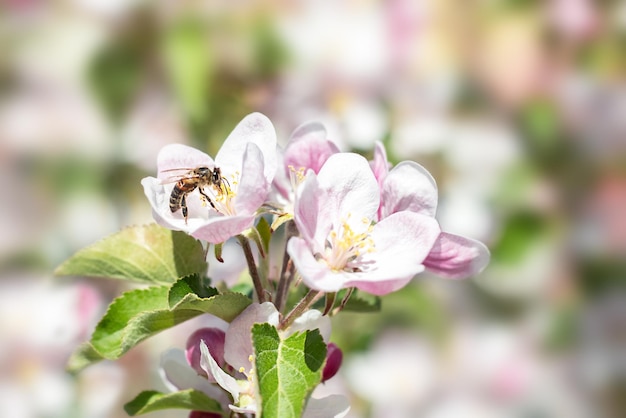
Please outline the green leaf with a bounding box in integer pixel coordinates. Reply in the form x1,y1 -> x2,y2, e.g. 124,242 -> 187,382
170,290 -> 252,323
55,224 -> 207,285
68,277 -> 251,373
124,389 -> 224,416
341,289 -> 381,313
256,217 -> 272,253
168,274 -> 218,306
66,342 -> 103,373
88,285 -> 175,359
252,324 -> 326,418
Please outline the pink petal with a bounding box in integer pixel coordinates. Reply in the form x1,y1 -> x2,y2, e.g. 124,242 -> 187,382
284,121 -> 339,174
271,147 -> 290,200
156,144 -> 214,179
223,302 -> 279,373
424,232 -> 490,279
380,161 -> 438,219
215,113 -> 277,184
369,140 -> 390,187
289,121 -> 328,145
317,153 -> 380,224
200,341 -> 240,403
344,212 -> 440,295
293,173 -> 323,249
287,237 -> 350,293
346,276 -> 415,296
234,142 -> 269,215
190,215 -> 256,244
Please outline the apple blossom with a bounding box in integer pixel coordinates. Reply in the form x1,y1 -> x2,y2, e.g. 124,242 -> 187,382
371,141 -> 490,279
141,113 -> 277,243
288,152 -> 441,295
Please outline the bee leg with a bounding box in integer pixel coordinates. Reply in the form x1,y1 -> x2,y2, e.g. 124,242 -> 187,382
198,188 -> 217,211
181,194 -> 188,224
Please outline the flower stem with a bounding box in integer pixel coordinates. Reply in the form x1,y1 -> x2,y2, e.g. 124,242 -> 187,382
279,288 -> 322,330
237,234 -> 266,303
275,220 -> 297,312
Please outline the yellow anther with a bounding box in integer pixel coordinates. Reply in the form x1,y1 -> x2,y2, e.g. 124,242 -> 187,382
322,216 -> 376,272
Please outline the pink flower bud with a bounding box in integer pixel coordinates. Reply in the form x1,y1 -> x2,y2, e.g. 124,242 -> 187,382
322,343 -> 343,382
189,411 -> 222,418
185,328 -> 226,376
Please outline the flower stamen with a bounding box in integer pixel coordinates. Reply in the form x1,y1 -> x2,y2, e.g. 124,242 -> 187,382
320,213 -> 375,272
199,171 -> 239,216
288,165 -> 306,191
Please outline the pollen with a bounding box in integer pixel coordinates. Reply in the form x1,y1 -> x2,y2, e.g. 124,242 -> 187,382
288,165 -> 306,189
205,171 -> 239,216
322,213 -> 375,272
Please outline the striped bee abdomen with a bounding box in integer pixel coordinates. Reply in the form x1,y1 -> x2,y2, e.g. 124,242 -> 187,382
169,179 -> 197,213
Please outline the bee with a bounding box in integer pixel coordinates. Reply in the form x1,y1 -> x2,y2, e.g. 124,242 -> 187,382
161,166 -> 229,223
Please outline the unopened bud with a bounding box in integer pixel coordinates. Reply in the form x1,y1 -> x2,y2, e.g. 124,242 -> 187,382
189,411 -> 222,418
186,328 -> 226,376
322,343 -> 343,382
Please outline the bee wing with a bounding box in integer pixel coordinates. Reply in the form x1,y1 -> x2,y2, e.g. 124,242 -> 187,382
159,176 -> 183,185
158,168 -> 195,185
160,167 -> 195,173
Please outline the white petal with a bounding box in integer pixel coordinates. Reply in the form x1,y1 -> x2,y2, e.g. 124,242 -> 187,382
224,302 -> 280,372
141,176 -> 197,232
159,349 -> 229,405
200,341 -> 240,403
344,212 -> 440,295
216,113 -> 277,183
234,143 -> 269,215
303,394 -> 351,418
381,161 -> 438,218
316,153 -> 380,224
287,237 -> 349,293
156,143 -> 214,177
283,309 -> 331,342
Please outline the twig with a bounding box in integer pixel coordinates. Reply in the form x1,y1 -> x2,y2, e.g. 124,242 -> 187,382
237,234 -> 265,303
279,288 -> 322,330
274,220 -> 298,312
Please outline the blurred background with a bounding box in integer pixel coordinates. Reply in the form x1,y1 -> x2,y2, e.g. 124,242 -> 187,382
1,0 -> 625,417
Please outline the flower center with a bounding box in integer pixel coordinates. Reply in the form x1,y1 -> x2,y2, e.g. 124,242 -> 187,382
234,355 -> 257,410
287,165 -> 306,191
200,171 -> 239,216
320,214 -> 375,272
